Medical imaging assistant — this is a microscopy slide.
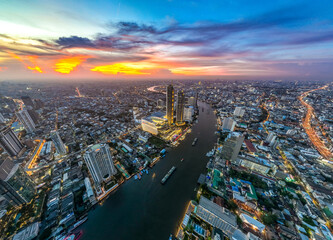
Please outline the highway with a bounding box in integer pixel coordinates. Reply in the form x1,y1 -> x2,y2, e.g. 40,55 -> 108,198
299,85 -> 333,160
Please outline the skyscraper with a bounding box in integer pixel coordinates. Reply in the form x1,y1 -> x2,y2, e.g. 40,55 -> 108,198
166,84 -> 175,125
50,130 -> 67,155
83,143 -> 117,186
0,160 -> 36,206
0,127 -> 24,157
16,110 -> 36,133
176,90 -> 185,123
221,132 -> 244,162
21,96 -> 35,109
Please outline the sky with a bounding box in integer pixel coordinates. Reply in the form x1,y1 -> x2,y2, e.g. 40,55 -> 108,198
0,0 -> 333,81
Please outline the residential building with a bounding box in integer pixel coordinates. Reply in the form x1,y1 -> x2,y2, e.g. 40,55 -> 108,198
16,110 -> 36,133
221,132 -> 244,162
83,143 -> 117,186
222,118 -> 236,132
234,107 -> 245,117
0,127 -> 24,157
50,130 -> 67,155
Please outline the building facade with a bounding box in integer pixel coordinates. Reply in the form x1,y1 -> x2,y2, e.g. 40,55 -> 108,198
176,90 -> 185,124
0,162 -> 36,206
222,118 -> 236,132
16,110 -> 36,133
50,130 -> 67,155
83,143 -> 117,186
166,84 -> 174,125
0,127 -> 24,157
221,133 -> 244,162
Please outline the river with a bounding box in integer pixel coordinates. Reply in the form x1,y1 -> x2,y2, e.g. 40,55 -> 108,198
79,101 -> 217,240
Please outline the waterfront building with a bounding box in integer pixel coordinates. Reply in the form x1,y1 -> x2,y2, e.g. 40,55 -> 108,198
188,96 -> 197,107
166,84 -> 175,125
0,127 -> 24,157
141,112 -> 167,135
0,161 -> 36,206
16,110 -> 36,133
221,132 -> 244,162
50,130 -> 67,155
222,117 -> 236,132
83,143 -> 117,186
176,90 -> 185,124
184,107 -> 194,122
233,107 -> 245,117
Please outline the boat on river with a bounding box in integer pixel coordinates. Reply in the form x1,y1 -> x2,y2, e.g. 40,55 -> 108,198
161,166 -> 176,184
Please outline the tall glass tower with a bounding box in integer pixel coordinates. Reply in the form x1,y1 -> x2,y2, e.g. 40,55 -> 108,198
166,84 -> 174,125
176,90 -> 185,124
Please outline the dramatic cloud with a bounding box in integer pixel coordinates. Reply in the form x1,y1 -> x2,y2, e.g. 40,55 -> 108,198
1,3 -> 333,79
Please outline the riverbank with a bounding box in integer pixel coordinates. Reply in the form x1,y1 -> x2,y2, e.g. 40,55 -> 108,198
78,101 -> 217,240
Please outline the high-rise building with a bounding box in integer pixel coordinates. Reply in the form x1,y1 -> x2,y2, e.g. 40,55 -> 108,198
184,107 -> 194,122
188,97 -> 196,107
83,143 -> 117,186
176,90 -> 185,123
166,84 -> 174,125
27,109 -> 40,124
0,113 -> 5,123
0,127 -> 24,157
21,96 -> 35,109
0,161 -> 36,206
233,107 -> 245,117
222,118 -> 236,132
266,132 -> 277,147
16,110 -> 36,133
50,130 -> 67,155
221,132 -> 244,162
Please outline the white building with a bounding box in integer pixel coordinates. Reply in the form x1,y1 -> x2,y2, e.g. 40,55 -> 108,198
222,117 -> 236,132
83,143 -> 117,186
50,130 -> 67,155
233,107 -> 245,117
141,112 -> 167,135
266,132 -> 277,146
184,107 -> 194,122
16,110 -> 36,133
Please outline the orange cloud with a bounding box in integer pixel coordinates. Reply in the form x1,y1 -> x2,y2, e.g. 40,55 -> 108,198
91,62 -> 152,75
170,66 -> 224,75
27,66 -> 43,73
8,52 -> 44,73
54,56 -> 87,74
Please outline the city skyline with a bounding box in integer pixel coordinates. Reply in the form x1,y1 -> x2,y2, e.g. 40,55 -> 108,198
1,0 -> 333,81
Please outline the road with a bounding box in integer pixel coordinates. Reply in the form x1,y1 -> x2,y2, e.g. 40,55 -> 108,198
299,85 -> 333,160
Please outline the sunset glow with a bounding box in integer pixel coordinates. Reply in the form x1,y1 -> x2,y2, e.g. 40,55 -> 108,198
0,1 -> 332,80
54,56 -> 87,74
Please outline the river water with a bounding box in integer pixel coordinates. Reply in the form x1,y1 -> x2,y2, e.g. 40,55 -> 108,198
79,101 -> 217,240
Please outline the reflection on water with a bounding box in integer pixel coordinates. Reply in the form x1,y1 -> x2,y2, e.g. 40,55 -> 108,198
80,102 -> 217,240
